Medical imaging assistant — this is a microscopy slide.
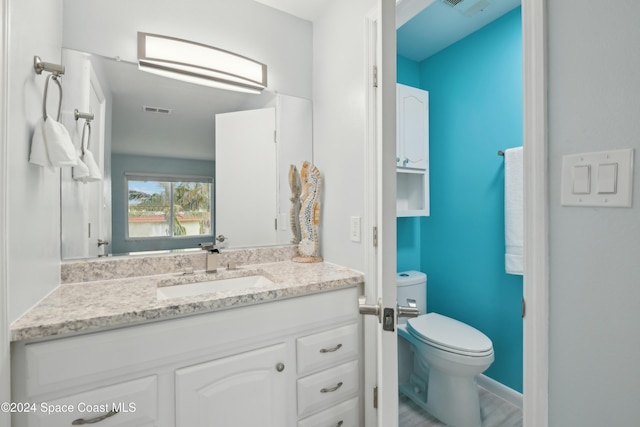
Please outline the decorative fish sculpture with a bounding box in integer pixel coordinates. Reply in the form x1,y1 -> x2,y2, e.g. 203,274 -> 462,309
294,161 -> 322,262
288,164 -> 302,244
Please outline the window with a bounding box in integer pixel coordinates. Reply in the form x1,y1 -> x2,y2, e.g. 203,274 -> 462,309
126,174 -> 213,239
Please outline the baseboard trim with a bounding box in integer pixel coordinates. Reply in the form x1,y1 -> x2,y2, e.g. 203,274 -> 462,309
478,374 -> 523,409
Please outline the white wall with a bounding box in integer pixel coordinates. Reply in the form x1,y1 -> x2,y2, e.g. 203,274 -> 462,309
313,0 -> 376,271
547,1 -> 640,424
1,0 -> 10,422
62,0 -> 312,100
6,0 -> 64,322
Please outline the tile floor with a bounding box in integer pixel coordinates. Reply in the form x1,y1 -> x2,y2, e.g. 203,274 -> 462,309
399,388 -> 523,427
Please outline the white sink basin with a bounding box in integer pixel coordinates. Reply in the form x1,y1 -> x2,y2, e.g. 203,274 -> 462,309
157,275 -> 274,300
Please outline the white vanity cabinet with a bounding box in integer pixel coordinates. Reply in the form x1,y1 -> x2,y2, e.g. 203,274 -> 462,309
11,286 -> 361,427
397,83 -> 430,217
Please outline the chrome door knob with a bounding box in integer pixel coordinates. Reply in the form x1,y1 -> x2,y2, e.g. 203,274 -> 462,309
397,298 -> 419,319
359,296 -> 381,322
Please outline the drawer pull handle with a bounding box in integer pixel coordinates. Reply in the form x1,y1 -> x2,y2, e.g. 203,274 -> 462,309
320,381 -> 343,393
336,421 -> 344,427
71,409 -> 118,424
320,343 -> 342,353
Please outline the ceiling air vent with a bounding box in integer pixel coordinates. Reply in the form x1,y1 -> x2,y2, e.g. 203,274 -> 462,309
442,0 -> 492,16
143,105 -> 172,114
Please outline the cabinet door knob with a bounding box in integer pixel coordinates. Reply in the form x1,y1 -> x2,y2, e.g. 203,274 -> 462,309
276,362 -> 285,372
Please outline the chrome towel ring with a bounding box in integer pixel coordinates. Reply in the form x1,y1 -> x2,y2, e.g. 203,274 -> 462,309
43,74 -> 62,121
34,56 -> 65,122
75,110 -> 94,155
80,120 -> 92,155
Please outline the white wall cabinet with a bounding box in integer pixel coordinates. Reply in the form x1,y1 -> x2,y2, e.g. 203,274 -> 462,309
11,287 -> 360,427
397,84 -> 430,217
397,83 -> 429,170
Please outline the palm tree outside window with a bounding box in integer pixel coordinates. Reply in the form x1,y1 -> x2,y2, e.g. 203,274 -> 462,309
126,174 -> 213,239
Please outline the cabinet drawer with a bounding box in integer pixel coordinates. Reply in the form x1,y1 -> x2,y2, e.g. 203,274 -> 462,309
25,376 -> 157,427
298,397 -> 359,427
297,360 -> 359,418
297,323 -> 358,376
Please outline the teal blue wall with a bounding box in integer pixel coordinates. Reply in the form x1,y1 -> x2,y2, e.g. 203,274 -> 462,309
397,8 -> 523,392
111,153 -> 216,254
397,57 -> 423,273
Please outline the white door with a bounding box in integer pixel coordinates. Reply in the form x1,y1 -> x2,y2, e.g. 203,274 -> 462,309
86,73 -> 107,257
215,108 -> 277,247
362,1 -> 400,426
60,52 -> 107,259
175,343 -> 289,426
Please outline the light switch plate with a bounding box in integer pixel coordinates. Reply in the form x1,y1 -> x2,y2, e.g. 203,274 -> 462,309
350,216 -> 361,242
561,148 -> 634,207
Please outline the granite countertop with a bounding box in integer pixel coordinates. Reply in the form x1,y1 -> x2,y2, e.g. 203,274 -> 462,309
11,261 -> 364,342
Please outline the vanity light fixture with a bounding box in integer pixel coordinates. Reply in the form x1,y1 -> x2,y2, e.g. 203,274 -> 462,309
137,32 -> 267,94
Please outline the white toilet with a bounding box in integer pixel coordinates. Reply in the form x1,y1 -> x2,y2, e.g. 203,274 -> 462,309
397,271 -> 494,427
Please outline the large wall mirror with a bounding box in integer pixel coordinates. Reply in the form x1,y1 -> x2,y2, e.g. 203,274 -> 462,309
60,0 -> 314,260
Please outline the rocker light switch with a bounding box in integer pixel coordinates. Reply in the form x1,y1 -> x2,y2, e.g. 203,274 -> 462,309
597,163 -> 618,194
572,165 -> 591,194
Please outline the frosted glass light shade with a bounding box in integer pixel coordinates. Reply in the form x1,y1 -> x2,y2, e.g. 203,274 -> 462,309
137,32 -> 267,94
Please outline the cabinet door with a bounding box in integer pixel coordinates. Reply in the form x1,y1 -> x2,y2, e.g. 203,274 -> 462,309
397,84 -> 429,170
175,343 -> 289,427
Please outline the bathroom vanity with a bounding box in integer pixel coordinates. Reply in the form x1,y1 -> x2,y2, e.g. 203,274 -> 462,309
10,247 -> 364,427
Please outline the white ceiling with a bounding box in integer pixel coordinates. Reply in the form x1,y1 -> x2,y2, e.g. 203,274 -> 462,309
253,0 -> 330,21
93,55 -> 275,160
252,0 -> 521,62
398,0 -> 521,62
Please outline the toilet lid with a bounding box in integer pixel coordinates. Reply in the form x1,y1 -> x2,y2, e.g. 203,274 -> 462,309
407,313 -> 493,356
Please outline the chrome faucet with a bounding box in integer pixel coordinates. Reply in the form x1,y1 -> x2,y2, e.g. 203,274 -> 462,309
199,243 -> 220,273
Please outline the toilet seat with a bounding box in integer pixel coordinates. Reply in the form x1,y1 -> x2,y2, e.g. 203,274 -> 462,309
407,313 -> 493,357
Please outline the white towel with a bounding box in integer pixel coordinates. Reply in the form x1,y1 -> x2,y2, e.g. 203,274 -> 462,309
72,149 -> 90,182
29,118 -> 53,168
504,146 -> 523,275
81,150 -> 102,182
42,117 -> 77,167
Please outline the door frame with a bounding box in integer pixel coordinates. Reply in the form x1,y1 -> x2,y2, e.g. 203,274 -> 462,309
521,1 -> 549,426
362,1 -> 399,425
364,1 -> 549,426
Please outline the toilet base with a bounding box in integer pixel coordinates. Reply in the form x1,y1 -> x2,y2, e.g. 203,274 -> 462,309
425,370 -> 482,427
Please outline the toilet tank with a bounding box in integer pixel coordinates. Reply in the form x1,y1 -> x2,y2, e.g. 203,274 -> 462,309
396,271 -> 427,324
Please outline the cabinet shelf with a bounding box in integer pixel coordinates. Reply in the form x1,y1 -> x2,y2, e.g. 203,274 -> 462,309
397,169 -> 429,217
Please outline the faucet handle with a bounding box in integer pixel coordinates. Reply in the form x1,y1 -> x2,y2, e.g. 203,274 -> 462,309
198,242 -> 218,252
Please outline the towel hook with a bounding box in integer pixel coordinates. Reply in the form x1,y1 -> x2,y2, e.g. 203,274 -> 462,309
74,109 -> 94,122
43,74 -> 63,121
80,120 -> 92,155
33,56 -> 65,76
